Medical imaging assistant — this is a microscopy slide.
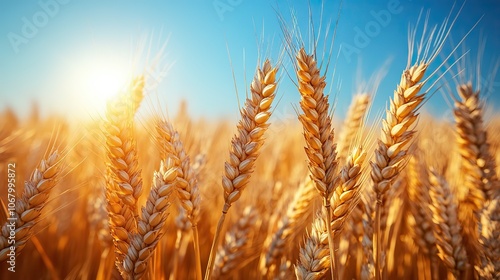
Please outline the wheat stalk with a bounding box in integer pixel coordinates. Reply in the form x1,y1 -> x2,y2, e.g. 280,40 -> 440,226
428,168 -> 467,279
295,47 -> 340,280
0,150 -> 61,261
453,82 -> 498,270
156,120 -> 202,279
204,59 -> 278,280
104,77 -> 145,271
370,60 -> 428,279
121,159 -> 177,279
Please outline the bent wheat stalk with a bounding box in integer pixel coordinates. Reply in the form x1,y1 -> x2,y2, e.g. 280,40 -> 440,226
204,59 -> 278,280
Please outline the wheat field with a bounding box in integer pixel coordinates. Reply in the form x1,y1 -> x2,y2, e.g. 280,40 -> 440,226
0,3 -> 499,280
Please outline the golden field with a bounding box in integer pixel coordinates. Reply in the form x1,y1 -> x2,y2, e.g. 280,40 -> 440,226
0,7 -> 499,280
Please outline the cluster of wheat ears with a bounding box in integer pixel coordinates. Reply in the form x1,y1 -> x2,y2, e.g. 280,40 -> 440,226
0,5 -> 499,280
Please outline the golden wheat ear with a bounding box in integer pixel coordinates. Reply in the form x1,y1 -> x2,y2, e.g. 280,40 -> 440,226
476,196 -> 500,279
0,150 -> 62,261
212,206 -> 258,279
406,154 -> 439,278
428,168 -> 468,279
121,158 -> 177,279
453,83 -> 499,209
295,211 -> 330,280
337,94 -> 371,160
260,178 -> 316,277
369,6 -> 473,278
103,77 -> 145,273
204,59 -> 278,280
294,47 -> 341,280
155,119 -> 202,279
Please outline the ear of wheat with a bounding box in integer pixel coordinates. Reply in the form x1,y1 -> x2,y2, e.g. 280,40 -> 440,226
331,147 -> 367,235
0,151 -> 61,261
476,196 -> 500,279
212,206 -> 258,279
454,82 -> 499,207
104,77 -> 145,273
260,178 -> 315,276
428,168 -> 468,279
295,211 -> 331,280
337,94 -> 371,160
295,47 -> 340,280
406,156 -> 438,279
204,59 -> 278,280
121,159 -> 178,279
156,120 -> 202,279
453,82 -> 499,270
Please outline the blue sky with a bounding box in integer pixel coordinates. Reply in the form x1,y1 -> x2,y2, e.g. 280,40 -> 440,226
0,0 -> 499,122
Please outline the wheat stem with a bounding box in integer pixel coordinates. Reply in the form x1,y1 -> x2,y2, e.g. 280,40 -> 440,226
193,225 -> 202,280
205,211 -> 227,280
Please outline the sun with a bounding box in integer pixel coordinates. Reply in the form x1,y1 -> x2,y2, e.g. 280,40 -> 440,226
87,65 -> 128,102
71,57 -> 131,115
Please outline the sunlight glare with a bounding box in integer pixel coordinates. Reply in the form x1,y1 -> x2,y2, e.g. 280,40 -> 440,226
73,58 -> 131,115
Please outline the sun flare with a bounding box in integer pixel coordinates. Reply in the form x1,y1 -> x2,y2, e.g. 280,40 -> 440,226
68,54 -> 132,115
87,67 -> 127,101
83,62 -> 129,106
